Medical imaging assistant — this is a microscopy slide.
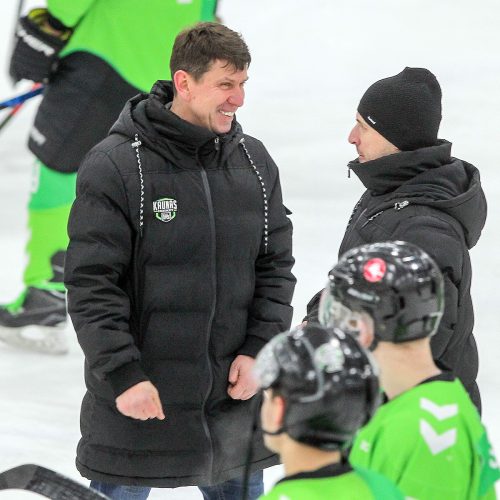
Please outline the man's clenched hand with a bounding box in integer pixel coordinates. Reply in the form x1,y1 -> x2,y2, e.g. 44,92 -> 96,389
227,354 -> 258,400
116,381 -> 165,421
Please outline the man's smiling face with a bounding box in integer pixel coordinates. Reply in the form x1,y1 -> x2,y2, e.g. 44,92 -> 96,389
180,59 -> 248,134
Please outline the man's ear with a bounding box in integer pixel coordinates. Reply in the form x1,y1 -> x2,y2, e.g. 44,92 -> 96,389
273,394 -> 286,428
359,312 -> 376,349
172,70 -> 191,101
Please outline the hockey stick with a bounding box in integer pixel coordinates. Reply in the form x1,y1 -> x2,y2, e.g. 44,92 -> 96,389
0,85 -> 44,111
241,395 -> 263,500
0,83 -> 42,133
0,464 -> 109,499
0,102 -> 23,132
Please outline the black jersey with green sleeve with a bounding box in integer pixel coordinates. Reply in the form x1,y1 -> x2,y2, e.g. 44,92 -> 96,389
350,374 -> 500,499
31,0 -> 218,172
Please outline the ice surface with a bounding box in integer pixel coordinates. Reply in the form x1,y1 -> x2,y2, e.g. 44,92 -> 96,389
1,0 -> 499,497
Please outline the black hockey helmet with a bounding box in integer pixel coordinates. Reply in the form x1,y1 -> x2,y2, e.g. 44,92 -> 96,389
254,323 -> 380,451
319,241 -> 444,343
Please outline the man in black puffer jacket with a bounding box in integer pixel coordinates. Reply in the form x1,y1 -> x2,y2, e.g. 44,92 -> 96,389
307,67 -> 486,412
64,23 -> 295,499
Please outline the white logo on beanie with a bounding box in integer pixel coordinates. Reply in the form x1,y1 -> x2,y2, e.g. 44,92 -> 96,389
367,115 -> 377,125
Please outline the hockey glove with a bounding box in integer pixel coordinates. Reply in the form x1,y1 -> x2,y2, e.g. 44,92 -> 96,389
9,8 -> 72,84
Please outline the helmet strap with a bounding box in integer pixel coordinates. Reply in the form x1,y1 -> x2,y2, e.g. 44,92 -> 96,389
262,426 -> 286,436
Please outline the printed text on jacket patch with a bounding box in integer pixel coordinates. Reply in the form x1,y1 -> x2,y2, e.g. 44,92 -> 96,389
153,198 -> 178,222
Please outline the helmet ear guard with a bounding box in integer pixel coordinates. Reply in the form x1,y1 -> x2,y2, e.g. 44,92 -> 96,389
254,324 -> 381,450
319,240 -> 444,344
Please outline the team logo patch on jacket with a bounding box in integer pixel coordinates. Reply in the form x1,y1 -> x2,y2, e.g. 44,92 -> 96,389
153,198 -> 178,222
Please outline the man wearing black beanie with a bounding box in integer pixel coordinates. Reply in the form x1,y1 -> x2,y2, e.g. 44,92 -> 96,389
357,67 -> 442,154
306,67 -> 487,412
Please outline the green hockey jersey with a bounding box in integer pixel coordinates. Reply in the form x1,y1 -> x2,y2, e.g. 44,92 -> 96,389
260,461 -> 404,499
47,0 -> 217,90
350,373 -> 500,499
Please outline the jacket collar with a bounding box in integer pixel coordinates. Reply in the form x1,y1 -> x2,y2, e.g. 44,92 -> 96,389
349,140 -> 452,195
146,80 -> 241,153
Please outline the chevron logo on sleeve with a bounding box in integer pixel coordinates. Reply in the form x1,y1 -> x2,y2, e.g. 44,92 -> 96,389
420,420 -> 457,455
419,397 -> 458,455
420,397 -> 458,420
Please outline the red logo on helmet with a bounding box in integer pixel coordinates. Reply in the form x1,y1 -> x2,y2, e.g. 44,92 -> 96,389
363,258 -> 386,282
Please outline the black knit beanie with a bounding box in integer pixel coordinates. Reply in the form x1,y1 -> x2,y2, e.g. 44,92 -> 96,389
358,67 -> 442,151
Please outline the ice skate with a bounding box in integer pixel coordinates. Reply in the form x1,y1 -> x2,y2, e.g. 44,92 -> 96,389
0,287 -> 68,354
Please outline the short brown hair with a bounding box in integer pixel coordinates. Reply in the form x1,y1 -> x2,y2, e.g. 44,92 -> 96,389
170,22 -> 251,82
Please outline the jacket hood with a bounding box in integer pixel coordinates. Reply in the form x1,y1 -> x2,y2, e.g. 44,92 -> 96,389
109,80 -> 243,167
107,80 -> 272,249
349,140 -> 487,248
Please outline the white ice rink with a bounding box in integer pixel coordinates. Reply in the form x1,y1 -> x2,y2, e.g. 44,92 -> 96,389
1,0 -> 499,497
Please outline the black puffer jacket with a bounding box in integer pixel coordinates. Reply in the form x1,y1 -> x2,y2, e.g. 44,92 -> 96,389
65,81 -> 296,486
307,141 -> 486,410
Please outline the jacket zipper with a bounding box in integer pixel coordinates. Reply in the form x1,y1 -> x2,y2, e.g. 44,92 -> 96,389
394,200 -> 410,210
346,196 -> 364,229
361,200 -> 410,227
200,167 -> 216,482
361,210 -> 383,227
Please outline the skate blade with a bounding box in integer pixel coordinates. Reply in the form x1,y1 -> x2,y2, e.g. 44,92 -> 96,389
0,323 -> 68,355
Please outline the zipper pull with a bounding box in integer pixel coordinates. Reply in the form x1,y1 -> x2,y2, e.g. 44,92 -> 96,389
394,200 -> 409,211
131,133 -> 141,148
347,164 -> 351,178
214,137 -> 220,151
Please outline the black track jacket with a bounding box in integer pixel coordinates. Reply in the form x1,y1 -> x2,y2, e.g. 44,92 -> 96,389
65,81 -> 296,487
307,141 -> 486,410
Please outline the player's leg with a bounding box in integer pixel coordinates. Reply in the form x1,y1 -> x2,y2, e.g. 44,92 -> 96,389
90,480 -> 151,500
0,160 -> 76,354
198,470 -> 264,500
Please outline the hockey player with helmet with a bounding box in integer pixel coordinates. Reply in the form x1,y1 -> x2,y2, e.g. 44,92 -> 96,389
253,323 -> 404,499
0,0 -> 218,354
319,240 -> 500,499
